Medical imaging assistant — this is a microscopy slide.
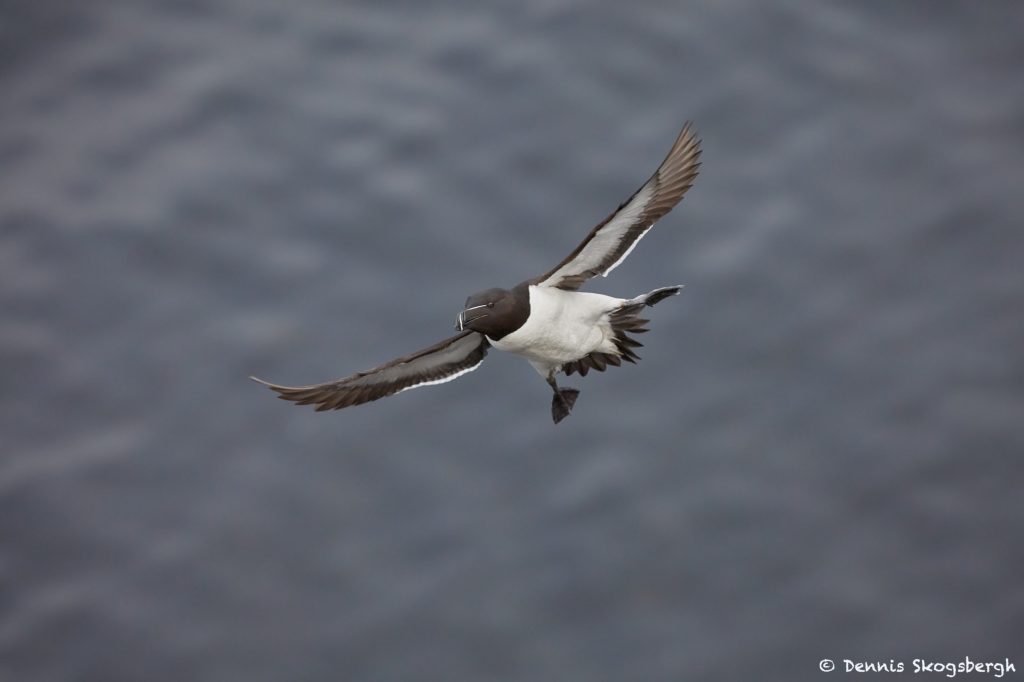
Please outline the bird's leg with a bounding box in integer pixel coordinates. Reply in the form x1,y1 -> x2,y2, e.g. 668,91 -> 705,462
546,375 -> 580,424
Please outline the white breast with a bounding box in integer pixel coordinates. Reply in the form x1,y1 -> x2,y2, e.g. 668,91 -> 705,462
488,286 -> 624,370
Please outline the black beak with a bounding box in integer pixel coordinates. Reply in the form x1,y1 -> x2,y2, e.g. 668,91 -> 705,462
455,305 -> 488,331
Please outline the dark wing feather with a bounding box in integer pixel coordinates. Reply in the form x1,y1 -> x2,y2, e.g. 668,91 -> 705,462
533,122 -> 701,290
252,331 -> 489,411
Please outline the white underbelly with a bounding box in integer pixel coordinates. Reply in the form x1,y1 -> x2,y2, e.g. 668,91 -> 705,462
488,286 -> 623,366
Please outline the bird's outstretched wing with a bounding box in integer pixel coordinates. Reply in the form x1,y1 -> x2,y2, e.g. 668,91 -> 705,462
252,331 -> 489,411
532,122 -> 701,291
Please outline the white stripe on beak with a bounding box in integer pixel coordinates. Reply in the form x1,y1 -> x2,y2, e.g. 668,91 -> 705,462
456,304 -> 489,331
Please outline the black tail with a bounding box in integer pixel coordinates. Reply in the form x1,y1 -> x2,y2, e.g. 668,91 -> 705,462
564,285 -> 683,377
641,285 -> 683,306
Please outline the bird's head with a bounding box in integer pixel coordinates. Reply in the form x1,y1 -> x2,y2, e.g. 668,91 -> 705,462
455,285 -> 529,339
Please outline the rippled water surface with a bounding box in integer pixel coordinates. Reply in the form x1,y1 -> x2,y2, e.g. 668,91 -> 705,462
2,2 -> 1023,680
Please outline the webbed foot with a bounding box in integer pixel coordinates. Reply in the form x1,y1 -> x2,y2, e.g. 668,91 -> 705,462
551,388 -> 580,424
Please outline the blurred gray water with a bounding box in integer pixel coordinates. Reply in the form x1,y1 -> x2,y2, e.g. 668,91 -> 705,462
2,2 -> 1023,681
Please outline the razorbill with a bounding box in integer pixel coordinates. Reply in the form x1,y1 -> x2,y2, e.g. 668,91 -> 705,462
253,122 -> 701,423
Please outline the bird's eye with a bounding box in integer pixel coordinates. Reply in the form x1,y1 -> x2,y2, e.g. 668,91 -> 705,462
487,302 -> 494,308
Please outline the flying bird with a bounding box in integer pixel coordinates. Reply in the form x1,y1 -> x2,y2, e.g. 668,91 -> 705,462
253,122 -> 701,423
